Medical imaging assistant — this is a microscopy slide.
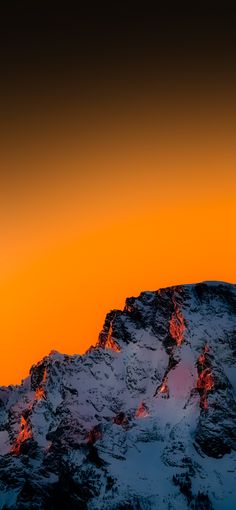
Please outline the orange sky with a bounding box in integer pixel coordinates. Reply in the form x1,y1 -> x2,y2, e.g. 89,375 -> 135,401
0,100 -> 236,385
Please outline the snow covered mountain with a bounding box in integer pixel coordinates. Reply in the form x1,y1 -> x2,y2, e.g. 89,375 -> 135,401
0,281 -> 236,509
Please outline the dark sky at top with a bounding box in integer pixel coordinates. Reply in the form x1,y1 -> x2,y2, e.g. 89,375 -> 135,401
1,4 -> 236,86
0,3 -> 235,137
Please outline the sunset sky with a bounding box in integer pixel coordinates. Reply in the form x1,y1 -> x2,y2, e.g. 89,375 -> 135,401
0,6 -> 236,385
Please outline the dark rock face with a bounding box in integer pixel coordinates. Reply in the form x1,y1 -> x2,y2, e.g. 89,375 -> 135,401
30,361 -> 47,391
0,281 -> 236,509
195,367 -> 236,458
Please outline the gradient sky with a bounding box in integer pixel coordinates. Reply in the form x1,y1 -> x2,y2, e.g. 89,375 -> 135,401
0,6 -> 236,385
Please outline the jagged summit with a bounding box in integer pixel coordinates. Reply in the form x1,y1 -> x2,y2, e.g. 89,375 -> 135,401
0,281 -> 236,509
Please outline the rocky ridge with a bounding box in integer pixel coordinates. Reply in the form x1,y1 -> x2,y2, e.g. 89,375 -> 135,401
0,281 -> 236,509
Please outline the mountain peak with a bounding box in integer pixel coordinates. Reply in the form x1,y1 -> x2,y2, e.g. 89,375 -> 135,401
0,281 -> 236,509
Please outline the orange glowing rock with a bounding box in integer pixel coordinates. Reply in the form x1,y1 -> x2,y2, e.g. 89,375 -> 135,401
11,415 -> 32,455
35,367 -> 47,400
196,342 -> 214,411
135,401 -> 149,418
196,361 -> 214,411
113,412 -> 129,426
205,372 -> 214,391
105,322 -> 121,352
200,394 -> 209,410
105,337 -> 121,352
169,301 -> 185,346
42,367 -> 47,383
35,387 -> 46,400
87,427 -> 102,445
197,368 -> 214,391
159,377 -> 169,397
125,304 -> 133,313
198,353 -> 206,365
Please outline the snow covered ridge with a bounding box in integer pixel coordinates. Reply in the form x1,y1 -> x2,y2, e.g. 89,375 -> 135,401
0,281 -> 236,510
